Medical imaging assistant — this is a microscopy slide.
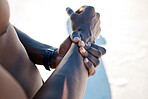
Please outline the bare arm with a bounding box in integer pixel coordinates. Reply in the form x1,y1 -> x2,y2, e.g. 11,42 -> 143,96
0,0 -> 10,35
0,2 -> 104,98
33,6 -> 102,99
34,43 -> 88,99
14,27 -> 56,65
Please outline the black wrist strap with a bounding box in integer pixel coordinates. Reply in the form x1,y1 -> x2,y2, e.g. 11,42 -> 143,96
43,49 -> 54,71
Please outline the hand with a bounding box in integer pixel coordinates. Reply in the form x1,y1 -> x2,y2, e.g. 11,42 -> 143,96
50,31 -> 106,77
50,6 -> 105,77
66,6 -> 101,43
78,41 -> 106,77
71,32 -> 106,77
50,31 -> 81,68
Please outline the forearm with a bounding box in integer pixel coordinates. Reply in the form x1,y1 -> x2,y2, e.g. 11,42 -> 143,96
14,27 -> 56,65
33,43 -> 88,99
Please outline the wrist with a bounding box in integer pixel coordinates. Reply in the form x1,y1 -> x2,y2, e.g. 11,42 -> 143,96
77,24 -> 95,43
50,48 -> 59,69
43,48 -> 57,70
79,29 -> 92,43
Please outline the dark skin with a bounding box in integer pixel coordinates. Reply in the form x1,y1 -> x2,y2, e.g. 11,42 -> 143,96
14,27 -> 106,76
0,0 -> 105,76
33,6 -> 104,99
0,0 -> 106,98
0,0 -> 9,35
66,6 -> 101,43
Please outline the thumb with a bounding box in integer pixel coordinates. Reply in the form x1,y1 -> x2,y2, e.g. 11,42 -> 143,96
70,31 -> 81,43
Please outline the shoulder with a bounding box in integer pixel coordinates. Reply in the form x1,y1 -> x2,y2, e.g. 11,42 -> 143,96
0,0 -> 10,35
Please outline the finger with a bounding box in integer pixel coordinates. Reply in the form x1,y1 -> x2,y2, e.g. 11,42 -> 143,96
70,13 -> 78,21
84,58 -> 96,77
84,44 -> 102,59
94,26 -> 101,40
91,69 -> 96,76
79,47 -> 100,67
96,12 -> 100,19
91,43 -> 106,55
90,13 -> 100,30
81,6 -> 95,16
66,7 -> 74,16
92,13 -> 101,28
78,41 -> 85,47
70,31 -> 81,43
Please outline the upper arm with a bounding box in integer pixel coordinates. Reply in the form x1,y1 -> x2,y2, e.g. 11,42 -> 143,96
0,0 -> 10,34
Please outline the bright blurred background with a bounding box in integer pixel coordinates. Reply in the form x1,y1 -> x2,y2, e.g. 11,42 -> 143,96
8,0 -> 148,99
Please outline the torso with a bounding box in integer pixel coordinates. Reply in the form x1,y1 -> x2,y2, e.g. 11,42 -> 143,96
0,24 -> 43,98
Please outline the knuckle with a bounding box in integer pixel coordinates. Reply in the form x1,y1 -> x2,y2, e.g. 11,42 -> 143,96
87,6 -> 94,10
70,13 -> 78,20
92,70 -> 96,76
86,53 -> 91,59
86,61 -> 96,77
72,30 -> 79,36
72,31 -> 80,40
84,43 -> 91,50
96,13 -> 100,18
89,68 -> 93,75
86,45 -> 92,51
95,59 -> 100,66
80,47 -> 88,57
84,45 -> 90,50
88,64 -> 93,73
67,10 -> 73,15
102,47 -> 106,54
87,61 -> 92,68
96,51 -> 102,58
73,30 -> 78,34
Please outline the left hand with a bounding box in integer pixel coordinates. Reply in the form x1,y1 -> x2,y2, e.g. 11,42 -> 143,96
50,31 -> 106,77
50,6 -> 105,77
79,41 -> 106,76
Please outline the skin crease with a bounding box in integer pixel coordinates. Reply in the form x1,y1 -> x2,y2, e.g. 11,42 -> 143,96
0,0 -> 106,98
0,22 -> 43,98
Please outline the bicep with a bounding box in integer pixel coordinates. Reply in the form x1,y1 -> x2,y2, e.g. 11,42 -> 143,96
0,0 -> 10,34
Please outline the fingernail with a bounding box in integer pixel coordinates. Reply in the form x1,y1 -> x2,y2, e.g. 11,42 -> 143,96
87,42 -> 91,47
78,41 -> 85,47
80,41 -> 85,47
73,37 -> 80,42
81,47 -> 86,53
80,47 -> 86,53
84,58 -> 89,63
66,7 -> 70,10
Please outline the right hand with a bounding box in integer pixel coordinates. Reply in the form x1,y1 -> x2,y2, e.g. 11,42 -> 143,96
66,6 -> 101,43
70,31 -> 106,77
